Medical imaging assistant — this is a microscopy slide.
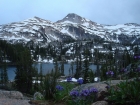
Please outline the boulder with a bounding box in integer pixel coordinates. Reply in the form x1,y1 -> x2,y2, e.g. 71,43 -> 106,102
0,90 -> 23,99
91,101 -> 108,105
33,92 -> 44,100
102,80 -> 125,86
102,79 -> 138,86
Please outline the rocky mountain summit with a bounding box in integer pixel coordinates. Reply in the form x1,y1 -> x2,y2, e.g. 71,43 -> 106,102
0,13 -> 140,46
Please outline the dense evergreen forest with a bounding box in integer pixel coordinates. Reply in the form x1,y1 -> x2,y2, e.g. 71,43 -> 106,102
0,40 -> 37,93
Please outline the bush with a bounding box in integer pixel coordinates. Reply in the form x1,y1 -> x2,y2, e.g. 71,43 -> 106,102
54,82 -> 75,102
43,74 -> 57,100
107,80 -> 140,105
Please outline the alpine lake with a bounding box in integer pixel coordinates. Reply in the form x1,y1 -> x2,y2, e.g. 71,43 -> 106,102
3,62 -> 100,81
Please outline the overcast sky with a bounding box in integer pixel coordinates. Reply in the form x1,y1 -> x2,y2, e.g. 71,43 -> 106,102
0,0 -> 140,25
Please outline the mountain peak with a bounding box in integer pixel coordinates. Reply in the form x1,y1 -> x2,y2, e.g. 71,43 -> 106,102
56,13 -> 90,24
33,16 -> 41,20
66,13 -> 81,18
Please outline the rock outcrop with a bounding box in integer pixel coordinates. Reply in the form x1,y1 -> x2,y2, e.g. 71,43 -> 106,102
0,90 -> 23,99
91,101 -> 108,105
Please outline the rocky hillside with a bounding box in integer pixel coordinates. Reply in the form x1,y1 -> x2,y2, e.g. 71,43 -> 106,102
0,13 -> 140,46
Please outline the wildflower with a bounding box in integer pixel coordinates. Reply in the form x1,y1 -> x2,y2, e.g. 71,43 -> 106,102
77,78 -> 83,85
89,87 -> 98,93
70,90 -> 79,97
67,76 -> 72,82
80,89 -> 90,96
135,67 -> 140,72
120,68 -> 127,73
106,70 -> 114,76
134,55 -> 140,59
56,85 -> 64,91
134,56 -> 137,59
105,85 -> 110,89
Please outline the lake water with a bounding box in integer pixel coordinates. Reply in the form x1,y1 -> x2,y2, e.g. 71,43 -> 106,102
4,63 -> 99,81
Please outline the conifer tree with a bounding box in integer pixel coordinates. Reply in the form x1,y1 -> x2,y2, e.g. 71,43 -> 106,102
53,58 -> 60,77
39,63 -> 43,83
3,62 -> 8,84
60,61 -> 64,76
78,54 -> 82,76
70,62 -> 74,76
15,46 -> 35,93
82,49 -> 90,84
0,67 -> 4,84
95,49 -> 100,77
0,54 -> 8,85
74,55 -> 79,79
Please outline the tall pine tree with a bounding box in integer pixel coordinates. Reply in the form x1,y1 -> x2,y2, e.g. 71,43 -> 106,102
15,46 -> 35,93
82,49 -> 90,84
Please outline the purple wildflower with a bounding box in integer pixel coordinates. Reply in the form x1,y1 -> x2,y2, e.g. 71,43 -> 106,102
135,67 -> 140,72
134,55 -> 140,59
106,70 -> 114,76
70,90 -> 79,97
56,85 -> 64,91
134,56 -> 137,59
77,78 -> 83,85
106,72 -> 108,75
120,68 -> 127,73
111,71 -> 114,75
67,76 -> 72,82
80,89 -> 90,96
124,68 -> 127,72
105,85 -> 110,89
89,87 -> 98,93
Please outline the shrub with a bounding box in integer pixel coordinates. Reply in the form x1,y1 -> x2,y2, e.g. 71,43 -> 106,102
54,82 -> 75,102
43,69 -> 58,100
107,80 -> 140,105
